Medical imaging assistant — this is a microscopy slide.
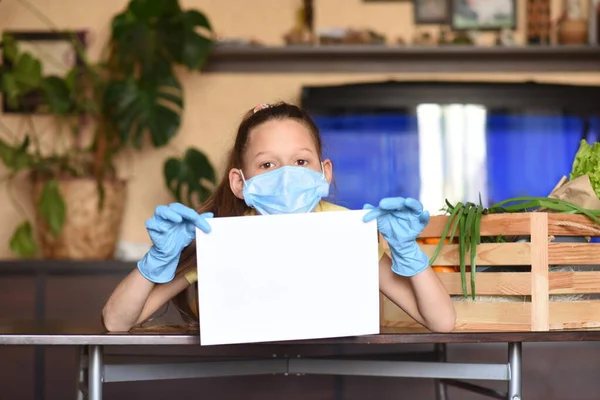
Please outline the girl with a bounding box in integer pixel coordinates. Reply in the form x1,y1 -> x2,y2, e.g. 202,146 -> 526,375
102,102 -> 456,333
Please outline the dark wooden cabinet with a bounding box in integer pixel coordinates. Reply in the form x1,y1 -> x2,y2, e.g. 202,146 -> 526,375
0,261 -> 131,400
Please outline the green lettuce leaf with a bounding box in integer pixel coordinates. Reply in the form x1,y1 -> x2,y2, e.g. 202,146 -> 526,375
570,139 -> 600,198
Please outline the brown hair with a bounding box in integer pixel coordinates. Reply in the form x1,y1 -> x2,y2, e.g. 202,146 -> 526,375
162,102 -> 325,328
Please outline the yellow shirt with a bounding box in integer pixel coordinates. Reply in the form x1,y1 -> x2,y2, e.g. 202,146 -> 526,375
183,200 -> 386,284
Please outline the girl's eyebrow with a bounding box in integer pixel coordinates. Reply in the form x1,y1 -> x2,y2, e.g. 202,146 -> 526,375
254,148 -> 314,158
253,151 -> 273,158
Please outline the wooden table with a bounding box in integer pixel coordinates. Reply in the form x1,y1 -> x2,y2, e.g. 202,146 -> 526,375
4,325 -> 600,400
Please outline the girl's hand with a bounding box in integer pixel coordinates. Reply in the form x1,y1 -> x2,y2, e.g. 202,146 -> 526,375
146,203 -> 213,255
363,197 -> 430,277
138,203 -> 213,283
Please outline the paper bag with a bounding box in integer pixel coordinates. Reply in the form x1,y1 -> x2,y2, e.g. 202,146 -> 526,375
548,174 -> 600,211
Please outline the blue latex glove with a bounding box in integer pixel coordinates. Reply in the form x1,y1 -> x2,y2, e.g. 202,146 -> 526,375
363,197 -> 430,277
137,203 -> 213,283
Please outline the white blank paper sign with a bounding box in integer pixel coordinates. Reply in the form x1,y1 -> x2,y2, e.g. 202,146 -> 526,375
195,210 -> 380,346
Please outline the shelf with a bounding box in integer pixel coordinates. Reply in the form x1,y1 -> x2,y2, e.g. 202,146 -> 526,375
0,259 -> 135,274
204,45 -> 600,73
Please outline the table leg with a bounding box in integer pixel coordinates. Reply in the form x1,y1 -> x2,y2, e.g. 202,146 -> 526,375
88,345 -> 103,400
508,342 -> 522,400
76,346 -> 86,400
434,343 -> 448,400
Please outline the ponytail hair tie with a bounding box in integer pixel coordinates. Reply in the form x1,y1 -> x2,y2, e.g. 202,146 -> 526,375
253,104 -> 272,113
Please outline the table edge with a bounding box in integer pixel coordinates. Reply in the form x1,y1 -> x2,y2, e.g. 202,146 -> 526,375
3,331 -> 600,346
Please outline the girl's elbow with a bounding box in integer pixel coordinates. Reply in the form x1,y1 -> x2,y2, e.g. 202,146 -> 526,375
101,306 -> 132,333
429,311 -> 457,333
430,319 -> 456,333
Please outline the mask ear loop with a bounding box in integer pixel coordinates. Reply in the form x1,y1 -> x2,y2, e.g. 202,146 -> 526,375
320,161 -> 326,178
239,169 -> 256,210
239,169 -> 248,187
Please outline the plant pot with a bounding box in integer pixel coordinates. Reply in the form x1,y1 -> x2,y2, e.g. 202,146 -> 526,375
31,177 -> 127,260
557,19 -> 588,45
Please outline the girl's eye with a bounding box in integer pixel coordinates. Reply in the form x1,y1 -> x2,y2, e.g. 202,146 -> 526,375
296,160 -> 308,166
260,162 -> 274,169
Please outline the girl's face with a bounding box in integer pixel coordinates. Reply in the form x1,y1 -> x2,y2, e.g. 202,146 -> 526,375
229,118 -> 333,200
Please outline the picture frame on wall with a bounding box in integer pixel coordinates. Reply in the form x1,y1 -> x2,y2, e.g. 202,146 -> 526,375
450,0 -> 516,30
1,30 -> 86,114
413,0 -> 450,24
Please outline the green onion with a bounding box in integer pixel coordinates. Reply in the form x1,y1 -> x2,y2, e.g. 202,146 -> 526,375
464,204 -> 476,254
490,196 -> 600,224
458,213 -> 467,297
429,202 -> 463,266
471,207 -> 483,300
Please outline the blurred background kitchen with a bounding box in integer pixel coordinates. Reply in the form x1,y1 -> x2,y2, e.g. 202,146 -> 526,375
1,0 -> 600,399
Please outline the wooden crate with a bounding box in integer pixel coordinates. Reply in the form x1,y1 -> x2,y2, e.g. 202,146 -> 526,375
380,212 -> 600,332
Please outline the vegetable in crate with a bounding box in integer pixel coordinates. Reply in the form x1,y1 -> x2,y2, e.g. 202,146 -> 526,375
432,266 -> 455,273
570,139 -> 600,199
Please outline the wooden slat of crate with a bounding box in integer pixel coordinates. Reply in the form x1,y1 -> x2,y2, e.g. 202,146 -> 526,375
420,212 -> 599,238
381,271 -> 600,332
420,213 -> 533,237
381,299 -> 600,332
548,243 -> 600,265
549,272 -> 600,294
420,242 -> 600,266
530,213 -> 549,331
421,243 -> 530,266
549,301 -> 600,330
437,272 -> 530,295
381,296 -> 531,332
431,271 -> 600,296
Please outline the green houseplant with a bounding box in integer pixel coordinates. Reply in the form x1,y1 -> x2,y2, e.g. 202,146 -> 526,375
0,0 -> 216,259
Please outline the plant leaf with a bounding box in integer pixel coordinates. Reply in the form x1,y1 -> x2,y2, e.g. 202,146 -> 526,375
177,10 -> 214,70
129,0 -> 181,20
1,73 -> 20,108
1,47 -> 43,109
109,0 -> 211,78
104,74 -> 183,148
38,179 -> 66,237
105,0 -> 213,152
41,76 -> 73,115
164,147 -> 216,207
2,34 -> 19,62
9,221 -> 38,258
12,52 -> 43,88
0,137 -> 34,171
180,28 -> 213,70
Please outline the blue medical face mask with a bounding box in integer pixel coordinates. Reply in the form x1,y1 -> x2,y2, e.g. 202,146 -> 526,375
240,164 -> 330,215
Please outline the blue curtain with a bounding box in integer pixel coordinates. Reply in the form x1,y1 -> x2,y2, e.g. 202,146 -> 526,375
313,114 -> 421,210
485,114 -> 588,204
313,112 -> 597,223
588,117 -> 600,144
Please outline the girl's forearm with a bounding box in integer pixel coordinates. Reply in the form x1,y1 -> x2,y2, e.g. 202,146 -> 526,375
102,269 -> 155,332
409,268 -> 456,332
379,254 -> 456,333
